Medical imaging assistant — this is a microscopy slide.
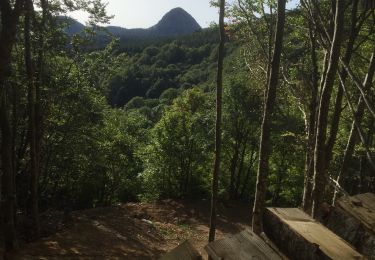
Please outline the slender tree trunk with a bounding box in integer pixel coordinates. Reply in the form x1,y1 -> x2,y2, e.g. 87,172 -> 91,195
252,0 -> 286,235
325,0 -> 360,167
358,156 -> 364,194
229,139 -> 240,199
272,153 -> 286,206
235,140 -> 247,198
11,60 -> 20,232
302,21 -> 319,212
0,93 -> 17,252
311,0 -> 345,218
333,48 -> 375,204
208,0 -> 225,243
0,0 -> 24,252
25,0 -> 40,237
339,70 -> 375,171
35,0 -> 48,212
240,145 -> 256,199
363,120 -> 373,192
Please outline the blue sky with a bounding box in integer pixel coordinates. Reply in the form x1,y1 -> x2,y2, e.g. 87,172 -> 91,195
71,0 -> 299,29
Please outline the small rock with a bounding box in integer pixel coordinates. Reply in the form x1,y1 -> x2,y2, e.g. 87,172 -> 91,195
141,219 -> 153,225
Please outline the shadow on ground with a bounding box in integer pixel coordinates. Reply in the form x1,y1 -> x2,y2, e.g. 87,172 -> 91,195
9,200 -> 251,259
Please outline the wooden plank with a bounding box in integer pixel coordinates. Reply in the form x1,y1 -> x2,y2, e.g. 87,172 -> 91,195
264,208 -> 364,260
326,193 -> 375,257
205,229 -> 285,260
160,240 -> 201,260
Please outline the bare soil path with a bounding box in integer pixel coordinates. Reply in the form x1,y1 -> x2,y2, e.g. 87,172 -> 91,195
8,200 -> 250,259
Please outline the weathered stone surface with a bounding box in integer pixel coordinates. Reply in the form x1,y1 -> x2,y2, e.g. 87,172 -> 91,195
326,193 -> 375,258
161,240 -> 201,260
263,207 -> 363,260
205,228 -> 285,260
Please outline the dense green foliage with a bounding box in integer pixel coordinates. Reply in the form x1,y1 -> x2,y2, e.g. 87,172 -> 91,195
107,29 -> 220,107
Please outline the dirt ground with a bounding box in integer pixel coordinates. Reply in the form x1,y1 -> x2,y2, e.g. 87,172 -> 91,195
6,200 -> 251,259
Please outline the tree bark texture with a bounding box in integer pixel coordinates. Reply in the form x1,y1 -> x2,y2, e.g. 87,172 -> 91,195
208,0 -> 225,243
311,0 -> 345,218
302,21 -> 319,213
0,0 -> 25,252
333,48 -> 375,204
25,0 -> 40,237
325,0 -> 361,168
252,0 -> 286,234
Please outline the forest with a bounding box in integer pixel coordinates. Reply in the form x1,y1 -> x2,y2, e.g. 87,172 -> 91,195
0,0 -> 374,258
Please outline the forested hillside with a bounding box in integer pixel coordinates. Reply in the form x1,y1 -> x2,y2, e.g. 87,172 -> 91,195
0,0 -> 374,258
107,28 -> 222,106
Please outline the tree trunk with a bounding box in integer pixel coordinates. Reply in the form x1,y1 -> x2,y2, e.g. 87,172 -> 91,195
302,21 -> 319,212
240,145 -> 256,199
208,0 -> 225,243
311,0 -> 345,218
272,153 -> 286,206
325,0 -> 361,168
234,139 -> 247,198
25,0 -> 40,237
0,0 -> 25,252
0,93 -> 17,252
34,0 -> 48,215
339,67 -> 375,171
252,0 -> 286,234
333,48 -> 375,204
229,140 -> 240,199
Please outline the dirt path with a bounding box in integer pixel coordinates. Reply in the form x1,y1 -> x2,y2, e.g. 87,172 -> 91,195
8,200 -> 250,259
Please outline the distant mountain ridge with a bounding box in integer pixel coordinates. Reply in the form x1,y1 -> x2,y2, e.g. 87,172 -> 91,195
64,8 -> 202,41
